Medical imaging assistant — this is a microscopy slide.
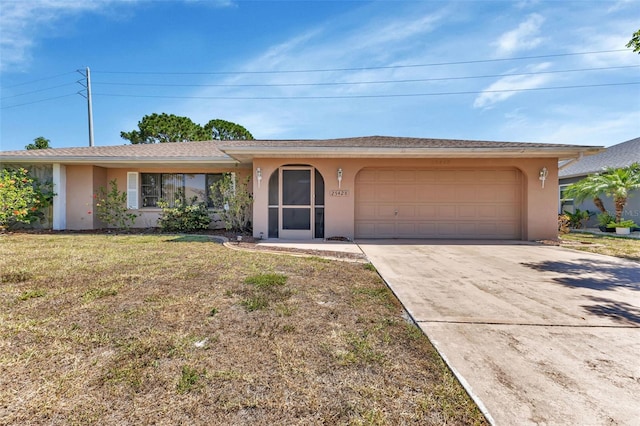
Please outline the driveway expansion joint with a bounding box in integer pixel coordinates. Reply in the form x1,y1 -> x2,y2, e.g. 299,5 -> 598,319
416,319 -> 640,328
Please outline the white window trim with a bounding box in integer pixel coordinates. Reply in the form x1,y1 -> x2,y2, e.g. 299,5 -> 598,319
127,172 -> 139,209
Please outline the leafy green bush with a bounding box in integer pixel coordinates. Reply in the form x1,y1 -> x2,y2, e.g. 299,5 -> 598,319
95,179 -> 138,229
157,193 -> 211,232
596,212 -> 616,227
607,219 -> 637,228
211,174 -> 252,232
0,167 -> 54,230
563,208 -> 592,229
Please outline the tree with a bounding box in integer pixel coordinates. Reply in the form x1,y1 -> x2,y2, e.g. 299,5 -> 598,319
25,136 -> 51,150
204,119 -> 253,140
120,113 -> 204,144
627,29 -> 640,54
120,113 -> 254,144
565,163 -> 640,222
564,176 -> 608,214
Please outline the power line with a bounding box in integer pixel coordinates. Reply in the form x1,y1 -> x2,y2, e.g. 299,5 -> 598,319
92,81 -> 640,100
92,65 -> 640,88
1,71 -> 76,89
0,93 -> 77,109
92,49 -> 632,75
0,82 -> 79,100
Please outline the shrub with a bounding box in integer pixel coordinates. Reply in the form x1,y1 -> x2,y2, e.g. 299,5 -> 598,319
607,219 -> 637,228
0,168 -> 54,230
597,212 -> 616,227
558,214 -> 570,235
95,179 -> 138,229
157,192 -> 211,232
563,208 -> 592,229
211,174 -> 252,232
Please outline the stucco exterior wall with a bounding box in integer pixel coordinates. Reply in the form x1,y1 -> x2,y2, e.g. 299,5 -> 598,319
65,165 -> 107,230
252,157 -> 559,241
105,167 -> 251,229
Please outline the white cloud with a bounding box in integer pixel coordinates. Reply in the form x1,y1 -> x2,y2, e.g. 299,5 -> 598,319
493,13 -> 545,56
533,111 -> 640,146
0,0 -> 123,72
473,62 -> 553,109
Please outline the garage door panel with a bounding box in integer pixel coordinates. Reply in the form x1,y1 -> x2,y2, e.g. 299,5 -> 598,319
437,205 -> 456,217
396,170 -> 416,182
376,185 -> 396,201
377,205 -> 397,218
357,170 -> 376,183
397,205 -> 416,218
418,205 -> 437,216
437,170 -> 458,182
358,185 -> 375,202
396,186 -> 415,200
458,205 -> 477,218
356,204 -> 376,219
355,168 -> 522,239
377,171 -> 396,182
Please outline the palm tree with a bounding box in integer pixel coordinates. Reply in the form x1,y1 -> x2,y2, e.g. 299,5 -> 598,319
565,163 -> 640,222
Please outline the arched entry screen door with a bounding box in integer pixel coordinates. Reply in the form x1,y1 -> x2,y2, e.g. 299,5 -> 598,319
268,166 -> 324,239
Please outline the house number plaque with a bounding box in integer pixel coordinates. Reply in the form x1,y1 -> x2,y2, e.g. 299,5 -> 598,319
331,190 -> 349,197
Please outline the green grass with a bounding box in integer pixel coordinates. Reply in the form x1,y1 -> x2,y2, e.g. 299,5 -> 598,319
0,233 -> 487,425
561,232 -> 640,261
17,288 -> 46,301
244,272 -> 288,288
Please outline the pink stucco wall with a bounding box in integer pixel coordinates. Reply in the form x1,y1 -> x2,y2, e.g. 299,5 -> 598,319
62,159 -> 559,240
251,157 -> 559,241
65,165 -> 107,230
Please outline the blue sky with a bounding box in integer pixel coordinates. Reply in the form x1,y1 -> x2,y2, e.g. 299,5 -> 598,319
1,0 -> 639,151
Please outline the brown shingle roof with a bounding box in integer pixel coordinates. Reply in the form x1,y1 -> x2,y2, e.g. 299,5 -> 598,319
1,136 -> 603,164
219,135 -> 590,149
0,141 -> 230,160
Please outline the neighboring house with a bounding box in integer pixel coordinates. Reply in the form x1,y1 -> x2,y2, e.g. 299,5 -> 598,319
1,136 -> 603,241
559,137 -> 640,226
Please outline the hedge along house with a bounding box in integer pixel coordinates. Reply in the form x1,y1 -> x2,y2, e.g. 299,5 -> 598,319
1,136 -> 603,240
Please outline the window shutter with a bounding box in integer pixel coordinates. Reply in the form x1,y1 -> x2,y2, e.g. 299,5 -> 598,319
127,172 -> 139,209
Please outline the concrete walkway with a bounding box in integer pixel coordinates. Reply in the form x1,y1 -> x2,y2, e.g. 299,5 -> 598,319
358,240 -> 640,426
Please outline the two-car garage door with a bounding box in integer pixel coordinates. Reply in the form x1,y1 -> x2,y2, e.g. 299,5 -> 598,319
355,168 -> 523,239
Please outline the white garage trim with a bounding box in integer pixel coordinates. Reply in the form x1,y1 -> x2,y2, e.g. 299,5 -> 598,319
355,168 -> 523,239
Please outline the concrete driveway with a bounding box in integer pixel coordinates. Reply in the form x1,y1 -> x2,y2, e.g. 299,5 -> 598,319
358,241 -> 640,426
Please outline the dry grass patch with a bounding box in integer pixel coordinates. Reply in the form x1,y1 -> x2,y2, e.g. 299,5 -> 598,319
0,234 -> 487,425
561,232 -> 640,261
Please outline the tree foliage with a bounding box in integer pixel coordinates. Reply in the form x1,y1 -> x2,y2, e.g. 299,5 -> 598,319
204,119 -> 253,140
0,168 -> 54,230
212,174 -> 253,232
25,136 -> 51,150
565,163 -> 640,222
120,113 -> 254,144
627,29 -> 640,54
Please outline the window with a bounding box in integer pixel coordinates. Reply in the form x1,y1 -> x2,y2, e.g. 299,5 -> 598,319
141,173 -> 226,208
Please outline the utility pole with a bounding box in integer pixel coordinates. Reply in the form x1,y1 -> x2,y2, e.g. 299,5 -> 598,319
77,67 -> 94,147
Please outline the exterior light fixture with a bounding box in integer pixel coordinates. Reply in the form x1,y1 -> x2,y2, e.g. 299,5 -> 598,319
539,167 -> 548,188
337,168 -> 343,189
256,167 -> 262,188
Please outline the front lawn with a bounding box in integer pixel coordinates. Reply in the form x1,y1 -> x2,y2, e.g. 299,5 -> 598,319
0,234 -> 486,425
560,232 -> 640,261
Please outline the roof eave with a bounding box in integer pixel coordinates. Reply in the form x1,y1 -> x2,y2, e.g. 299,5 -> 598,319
0,156 -> 239,166
221,146 -> 605,161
